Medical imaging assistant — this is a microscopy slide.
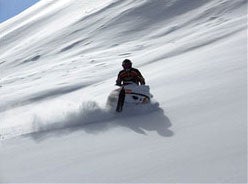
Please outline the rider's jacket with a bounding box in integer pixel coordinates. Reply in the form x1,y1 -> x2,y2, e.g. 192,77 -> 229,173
116,68 -> 145,86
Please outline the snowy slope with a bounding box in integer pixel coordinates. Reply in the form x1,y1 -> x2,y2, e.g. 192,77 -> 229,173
0,0 -> 247,183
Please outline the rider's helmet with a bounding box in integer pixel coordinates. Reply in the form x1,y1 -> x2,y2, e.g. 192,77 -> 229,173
122,59 -> 132,70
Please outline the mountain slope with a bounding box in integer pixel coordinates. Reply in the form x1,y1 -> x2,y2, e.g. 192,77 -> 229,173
0,0 -> 247,183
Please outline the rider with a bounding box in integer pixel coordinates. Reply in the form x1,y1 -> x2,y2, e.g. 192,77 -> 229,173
116,59 -> 145,86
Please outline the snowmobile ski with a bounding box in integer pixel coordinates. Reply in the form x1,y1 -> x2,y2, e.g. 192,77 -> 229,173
116,87 -> 125,112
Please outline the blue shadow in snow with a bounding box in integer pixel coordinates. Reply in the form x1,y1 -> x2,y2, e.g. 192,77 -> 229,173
115,107 -> 174,137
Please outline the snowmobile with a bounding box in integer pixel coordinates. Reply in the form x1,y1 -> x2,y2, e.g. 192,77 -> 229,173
106,82 -> 155,112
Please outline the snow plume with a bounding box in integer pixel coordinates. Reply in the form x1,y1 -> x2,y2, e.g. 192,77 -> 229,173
29,101 -> 114,139
0,99 -> 160,140
29,101 -> 161,140
0,101 -> 112,140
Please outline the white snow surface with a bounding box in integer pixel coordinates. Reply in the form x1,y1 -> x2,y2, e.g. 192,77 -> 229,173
0,0 -> 247,183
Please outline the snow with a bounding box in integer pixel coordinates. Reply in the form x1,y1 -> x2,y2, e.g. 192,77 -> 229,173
0,0 -> 247,183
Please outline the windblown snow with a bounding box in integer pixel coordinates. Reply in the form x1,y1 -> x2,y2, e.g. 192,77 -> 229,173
0,0 -> 247,183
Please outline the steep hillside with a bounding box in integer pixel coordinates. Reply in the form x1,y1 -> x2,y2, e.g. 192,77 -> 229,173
0,0 -> 247,183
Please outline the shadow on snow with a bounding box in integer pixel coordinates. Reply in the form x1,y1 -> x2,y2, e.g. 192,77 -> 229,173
25,101 -> 173,142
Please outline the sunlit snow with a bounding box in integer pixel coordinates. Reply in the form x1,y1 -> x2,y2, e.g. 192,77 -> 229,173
0,0 -> 247,183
